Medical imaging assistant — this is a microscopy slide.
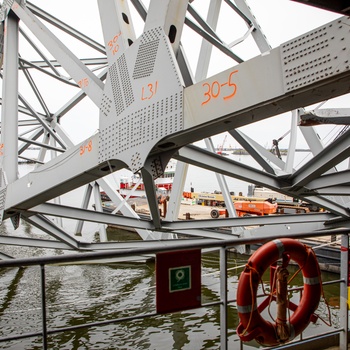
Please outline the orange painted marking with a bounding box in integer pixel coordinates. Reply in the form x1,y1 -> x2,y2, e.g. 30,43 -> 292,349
201,70 -> 238,105
78,78 -> 89,89
141,81 -> 158,100
108,32 -> 122,55
80,140 -> 92,156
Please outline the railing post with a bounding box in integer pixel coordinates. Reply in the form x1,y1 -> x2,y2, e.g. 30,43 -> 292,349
220,246 -> 228,350
40,265 -> 48,350
340,234 -> 349,349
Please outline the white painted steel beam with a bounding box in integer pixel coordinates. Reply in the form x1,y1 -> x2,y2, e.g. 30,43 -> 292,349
18,57 -> 78,86
23,214 -> 80,249
19,28 -> 62,77
0,234 -> 79,250
314,186 -> 350,195
175,144 -> 285,190
18,137 -> 64,153
246,220 -> 329,237
229,129 -> 281,174
162,212 -> 336,230
4,9 -> 350,216
1,11 -> 19,184
25,203 -> 155,231
4,134 -> 124,212
17,93 -> 67,149
140,168 -> 162,229
26,2 -> 106,54
92,181 -> 107,242
289,129 -> 350,189
164,160 -> 187,223
18,60 -> 51,118
157,16 -> 350,152
12,4 -> 104,107
177,144 -> 350,215
20,57 -> 108,70
192,0 -> 243,243
203,138 -> 242,232
74,183 -> 93,236
96,178 -> 158,240
184,13 -> 243,63
193,0 -> 222,82
305,170 -> 350,191
231,0 -> 271,53
98,0 -> 136,65
144,0 -> 188,55
0,1 -> 349,254
300,108 -> 350,126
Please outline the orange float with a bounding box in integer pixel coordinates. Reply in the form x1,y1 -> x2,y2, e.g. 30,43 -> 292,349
236,238 -> 321,346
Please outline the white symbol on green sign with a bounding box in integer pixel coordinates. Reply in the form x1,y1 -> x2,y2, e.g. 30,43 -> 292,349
169,266 -> 191,292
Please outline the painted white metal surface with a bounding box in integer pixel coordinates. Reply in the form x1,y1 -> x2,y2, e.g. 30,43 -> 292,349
0,0 -> 348,258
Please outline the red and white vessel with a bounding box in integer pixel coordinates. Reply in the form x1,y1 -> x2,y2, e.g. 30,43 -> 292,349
118,159 -> 176,198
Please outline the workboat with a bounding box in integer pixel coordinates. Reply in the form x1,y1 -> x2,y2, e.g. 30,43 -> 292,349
118,159 -> 176,198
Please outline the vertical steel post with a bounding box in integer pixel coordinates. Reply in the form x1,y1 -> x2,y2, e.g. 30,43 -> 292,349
40,265 -> 48,350
220,247 -> 228,350
1,11 -> 19,183
340,234 -> 349,348
92,181 -> 107,241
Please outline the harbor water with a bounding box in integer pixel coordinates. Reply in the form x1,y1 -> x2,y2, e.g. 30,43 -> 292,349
0,156 -> 343,349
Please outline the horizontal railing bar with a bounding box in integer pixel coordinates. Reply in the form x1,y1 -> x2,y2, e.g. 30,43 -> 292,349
265,328 -> 344,349
0,331 -> 42,343
0,228 -> 348,269
225,278 -> 343,305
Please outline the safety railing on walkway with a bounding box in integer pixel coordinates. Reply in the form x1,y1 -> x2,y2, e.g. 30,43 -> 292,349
0,228 -> 349,350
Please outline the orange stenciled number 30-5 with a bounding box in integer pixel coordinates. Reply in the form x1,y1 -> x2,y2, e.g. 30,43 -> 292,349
201,70 -> 238,106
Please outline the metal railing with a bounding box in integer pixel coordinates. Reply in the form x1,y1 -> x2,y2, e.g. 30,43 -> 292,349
0,228 -> 349,350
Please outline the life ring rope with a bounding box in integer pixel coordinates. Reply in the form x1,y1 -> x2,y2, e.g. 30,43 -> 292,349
237,264 -> 259,338
287,243 -> 311,285
308,247 -> 333,328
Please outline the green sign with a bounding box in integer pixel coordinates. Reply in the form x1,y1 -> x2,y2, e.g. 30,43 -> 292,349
169,266 -> 191,292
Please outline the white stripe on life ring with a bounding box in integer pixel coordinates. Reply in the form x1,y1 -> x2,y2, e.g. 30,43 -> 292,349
303,276 -> 320,285
273,239 -> 285,258
237,303 -> 257,314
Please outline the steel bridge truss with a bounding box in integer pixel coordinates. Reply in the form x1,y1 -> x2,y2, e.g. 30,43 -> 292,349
0,0 -> 349,258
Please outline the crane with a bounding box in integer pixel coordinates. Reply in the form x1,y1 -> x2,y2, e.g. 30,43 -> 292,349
217,135 -> 228,155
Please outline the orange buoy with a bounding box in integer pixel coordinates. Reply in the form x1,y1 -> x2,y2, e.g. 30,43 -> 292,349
236,238 -> 321,346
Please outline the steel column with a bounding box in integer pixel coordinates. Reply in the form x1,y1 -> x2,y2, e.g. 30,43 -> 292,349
340,234 -> 349,349
1,11 -> 19,183
220,246 -> 228,350
93,181 -> 107,242
40,265 -> 48,350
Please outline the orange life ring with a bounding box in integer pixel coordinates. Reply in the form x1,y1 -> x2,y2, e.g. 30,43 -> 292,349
236,238 -> 321,346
